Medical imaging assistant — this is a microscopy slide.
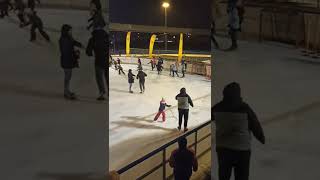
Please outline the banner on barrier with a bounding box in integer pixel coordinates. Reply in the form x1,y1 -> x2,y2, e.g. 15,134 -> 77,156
149,34 -> 157,58
126,32 -> 131,56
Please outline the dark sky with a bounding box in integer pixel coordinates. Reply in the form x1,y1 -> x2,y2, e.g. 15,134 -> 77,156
110,0 -> 211,29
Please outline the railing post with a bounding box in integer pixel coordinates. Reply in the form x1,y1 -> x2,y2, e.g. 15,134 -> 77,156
163,149 -> 166,180
195,130 -> 198,155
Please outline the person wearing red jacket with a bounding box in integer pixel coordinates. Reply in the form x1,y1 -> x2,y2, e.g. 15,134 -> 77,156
154,98 -> 171,122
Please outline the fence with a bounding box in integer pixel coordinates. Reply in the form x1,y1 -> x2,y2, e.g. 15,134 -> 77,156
117,120 -> 212,180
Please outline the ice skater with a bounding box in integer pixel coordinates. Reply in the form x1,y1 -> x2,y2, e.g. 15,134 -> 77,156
117,58 -> 121,65
23,10 -> 50,42
148,57 -> 156,71
136,69 -> 147,93
118,64 -> 125,75
137,63 -> 143,71
0,0 -> 13,18
172,63 -> 179,77
87,8 -> 105,31
86,28 -> 109,100
14,0 -> 26,27
156,61 -> 163,75
27,0 -> 40,11
154,98 -> 171,122
176,88 -> 194,132
181,62 -> 186,78
59,24 -> 83,100
90,0 -> 101,12
138,58 -> 142,66
128,69 -> 135,93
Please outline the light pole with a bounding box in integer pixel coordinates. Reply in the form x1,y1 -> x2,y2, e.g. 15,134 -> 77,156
162,2 -> 170,51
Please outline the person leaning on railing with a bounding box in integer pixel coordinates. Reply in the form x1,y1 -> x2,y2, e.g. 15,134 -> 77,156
169,137 -> 198,180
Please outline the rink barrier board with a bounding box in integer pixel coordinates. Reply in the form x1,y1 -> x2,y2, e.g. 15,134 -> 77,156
117,120 -> 212,180
111,56 -> 212,78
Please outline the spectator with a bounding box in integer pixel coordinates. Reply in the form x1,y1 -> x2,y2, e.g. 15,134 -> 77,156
212,82 -> 265,180
169,137 -> 198,180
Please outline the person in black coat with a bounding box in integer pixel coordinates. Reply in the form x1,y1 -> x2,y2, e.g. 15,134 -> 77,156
27,0 -> 40,11
59,24 -> 83,100
136,70 -> 147,93
90,0 -> 101,11
23,10 -> 50,42
86,28 -> 109,100
128,69 -> 135,93
87,9 -> 105,31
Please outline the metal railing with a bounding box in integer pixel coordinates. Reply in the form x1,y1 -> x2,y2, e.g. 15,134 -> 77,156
117,120 -> 212,180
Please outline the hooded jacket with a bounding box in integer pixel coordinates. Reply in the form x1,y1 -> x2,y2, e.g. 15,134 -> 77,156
136,71 -> 147,81
159,99 -> 170,111
86,29 -> 109,68
59,25 -> 83,69
176,88 -> 193,110
212,82 -> 265,151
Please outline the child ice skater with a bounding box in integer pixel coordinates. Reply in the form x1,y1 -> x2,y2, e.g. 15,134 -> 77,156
154,98 -> 171,122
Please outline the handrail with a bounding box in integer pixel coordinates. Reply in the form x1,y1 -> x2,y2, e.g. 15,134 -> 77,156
117,120 -> 212,179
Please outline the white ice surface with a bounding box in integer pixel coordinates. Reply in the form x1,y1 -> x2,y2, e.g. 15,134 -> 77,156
109,61 -> 211,170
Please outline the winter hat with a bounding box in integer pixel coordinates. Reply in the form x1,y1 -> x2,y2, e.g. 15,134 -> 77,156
180,87 -> 186,94
61,24 -> 72,37
223,82 -> 241,101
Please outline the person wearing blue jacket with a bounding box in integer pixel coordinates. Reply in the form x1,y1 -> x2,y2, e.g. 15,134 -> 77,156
154,98 -> 171,122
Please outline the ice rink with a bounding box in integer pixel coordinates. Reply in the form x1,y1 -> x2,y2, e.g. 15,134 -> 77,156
109,59 -> 211,170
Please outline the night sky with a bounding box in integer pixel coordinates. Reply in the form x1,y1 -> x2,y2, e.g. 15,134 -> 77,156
110,0 -> 211,29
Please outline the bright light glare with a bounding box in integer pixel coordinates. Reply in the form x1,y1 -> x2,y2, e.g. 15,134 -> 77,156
162,2 -> 170,8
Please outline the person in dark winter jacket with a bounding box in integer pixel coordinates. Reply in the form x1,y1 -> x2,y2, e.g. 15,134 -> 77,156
14,0 -> 26,27
136,70 -> 147,93
0,0 -> 13,18
128,69 -> 135,93
27,0 -> 40,11
87,9 -> 105,31
212,82 -> 265,180
137,58 -> 142,66
90,0 -> 101,11
118,64 -> 125,75
211,21 -> 219,49
154,98 -> 171,122
117,58 -> 121,65
176,88 -> 194,132
181,62 -> 186,78
156,61 -> 163,75
59,24 -> 83,100
169,137 -> 198,180
86,28 -> 109,100
23,10 -> 50,42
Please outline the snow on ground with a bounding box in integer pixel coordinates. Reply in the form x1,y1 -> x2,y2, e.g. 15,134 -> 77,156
109,60 -> 211,170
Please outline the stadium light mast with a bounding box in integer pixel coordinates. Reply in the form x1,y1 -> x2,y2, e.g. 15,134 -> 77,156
162,2 -> 170,51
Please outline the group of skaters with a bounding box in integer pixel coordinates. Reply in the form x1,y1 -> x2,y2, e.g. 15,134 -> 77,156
0,0 -> 51,42
212,0 -> 245,51
60,0 -> 108,101
169,59 -> 187,78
